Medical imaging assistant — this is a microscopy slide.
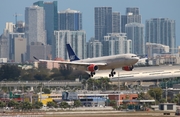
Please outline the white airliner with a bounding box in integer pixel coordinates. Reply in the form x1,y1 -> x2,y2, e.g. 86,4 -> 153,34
34,44 -> 139,77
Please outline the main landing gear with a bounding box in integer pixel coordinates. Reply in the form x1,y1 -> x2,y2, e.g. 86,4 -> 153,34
109,69 -> 116,77
89,72 -> 95,77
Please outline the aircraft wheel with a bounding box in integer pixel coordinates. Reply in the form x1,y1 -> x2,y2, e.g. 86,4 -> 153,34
90,72 -> 94,77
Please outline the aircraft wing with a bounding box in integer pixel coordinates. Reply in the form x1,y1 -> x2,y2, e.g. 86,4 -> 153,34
34,56 -> 107,66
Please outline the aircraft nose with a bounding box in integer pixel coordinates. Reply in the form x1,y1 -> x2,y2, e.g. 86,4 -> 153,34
132,56 -> 139,63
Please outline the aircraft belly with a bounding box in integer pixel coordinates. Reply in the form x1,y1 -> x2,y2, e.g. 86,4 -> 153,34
99,59 -> 125,70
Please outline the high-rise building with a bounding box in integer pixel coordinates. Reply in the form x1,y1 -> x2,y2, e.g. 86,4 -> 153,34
145,18 -> 176,53
121,7 -> 141,33
34,1 -> 58,45
9,33 -> 25,61
124,39 -> 132,54
58,8 -> 82,31
87,38 -> 102,58
33,1 -> 44,7
103,33 -> 132,56
27,42 -> 51,62
3,22 -> 15,37
146,42 -> 169,59
58,9 -> 82,31
0,34 -> 9,59
126,7 -> 139,15
125,23 -> 145,55
112,12 -> 120,33
54,30 -> 86,60
13,35 -> 27,63
25,5 -> 46,45
94,7 -> 112,42
15,21 -> 25,33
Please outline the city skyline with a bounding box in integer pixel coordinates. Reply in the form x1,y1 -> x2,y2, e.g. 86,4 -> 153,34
0,0 -> 179,46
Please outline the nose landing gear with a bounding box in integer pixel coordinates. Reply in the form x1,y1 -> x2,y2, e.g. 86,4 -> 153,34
109,69 -> 116,77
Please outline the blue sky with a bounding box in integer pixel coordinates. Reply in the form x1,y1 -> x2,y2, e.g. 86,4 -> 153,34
0,0 -> 179,46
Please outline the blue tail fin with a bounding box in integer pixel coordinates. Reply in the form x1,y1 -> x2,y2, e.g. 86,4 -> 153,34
66,44 -> 80,61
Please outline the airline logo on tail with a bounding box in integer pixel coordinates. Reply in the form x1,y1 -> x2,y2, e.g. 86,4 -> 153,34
66,44 -> 80,61
70,55 -> 75,61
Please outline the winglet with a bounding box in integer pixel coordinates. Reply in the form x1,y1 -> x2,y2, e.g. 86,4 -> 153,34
66,44 -> 80,61
33,56 -> 39,61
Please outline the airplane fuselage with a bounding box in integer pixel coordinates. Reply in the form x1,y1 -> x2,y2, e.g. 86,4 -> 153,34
71,53 -> 139,70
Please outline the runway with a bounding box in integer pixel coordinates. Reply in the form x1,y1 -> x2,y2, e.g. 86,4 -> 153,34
93,65 -> 180,82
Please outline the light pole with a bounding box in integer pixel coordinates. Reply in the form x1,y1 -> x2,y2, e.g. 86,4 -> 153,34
118,72 -> 121,107
166,82 -> 167,102
48,78 -> 54,89
165,80 -> 169,102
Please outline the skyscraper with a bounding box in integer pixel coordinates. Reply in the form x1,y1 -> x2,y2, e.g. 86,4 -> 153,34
103,33 -> 132,56
94,7 -> 112,42
146,18 -> 176,53
126,7 -> 139,15
9,33 -> 25,62
87,38 -> 102,58
112,12 -> 120,33
125,23 -> 145,55
33,1 -> 58,45
33,1 -> 44,7
58,8 -> 82,31
54,30 -> 86,60
0,34 -> 9,59
27,42 -> 51,61
121,7 -> 141,33
25,5 -> 46,45
13,35 -> 27,63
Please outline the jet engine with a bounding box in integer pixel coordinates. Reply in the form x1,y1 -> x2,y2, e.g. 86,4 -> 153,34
122,66 -> 134,71
87,64 -> 99,72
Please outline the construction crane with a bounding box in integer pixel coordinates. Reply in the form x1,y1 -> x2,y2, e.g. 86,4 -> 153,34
14,13 -> 22,26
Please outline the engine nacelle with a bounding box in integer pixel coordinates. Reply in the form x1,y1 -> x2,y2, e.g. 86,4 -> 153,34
122,66 -> 134,71
87,64 -> 98,72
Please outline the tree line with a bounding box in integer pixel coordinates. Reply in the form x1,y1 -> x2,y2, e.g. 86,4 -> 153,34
0,64 -> 89,81
0,100 -> 82,111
